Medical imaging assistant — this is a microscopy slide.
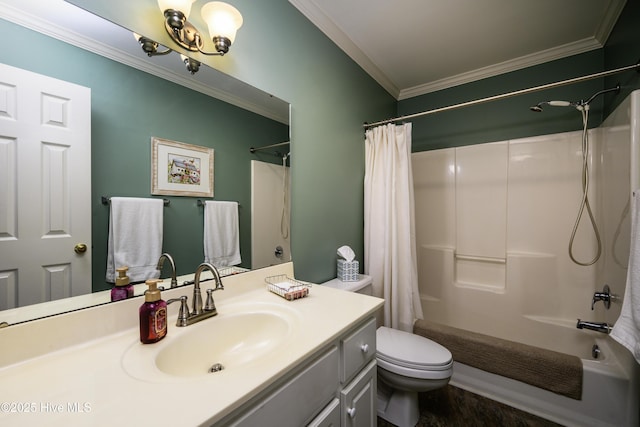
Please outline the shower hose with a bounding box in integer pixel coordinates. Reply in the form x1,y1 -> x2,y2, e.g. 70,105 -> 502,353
568,104 -> 602,266
280,153 -> 290,240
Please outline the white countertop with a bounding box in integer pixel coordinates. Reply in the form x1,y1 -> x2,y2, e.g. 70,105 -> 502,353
0,263 -> 383,426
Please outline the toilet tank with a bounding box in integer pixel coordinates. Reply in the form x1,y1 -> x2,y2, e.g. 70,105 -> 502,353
321,274 -> 373,295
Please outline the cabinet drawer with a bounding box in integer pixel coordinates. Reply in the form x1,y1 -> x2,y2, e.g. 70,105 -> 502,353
230,346 -> 339,427
307,398 -> 340,427
341,318 -> 376,383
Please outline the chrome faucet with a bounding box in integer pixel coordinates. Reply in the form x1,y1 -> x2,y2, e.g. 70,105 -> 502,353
165,263 -> 224,327
156,253 -> 178,288
576,319 -> 612,334
192,262 -> 223,315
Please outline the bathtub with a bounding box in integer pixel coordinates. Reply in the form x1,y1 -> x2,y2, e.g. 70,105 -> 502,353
445,323 -> 639,427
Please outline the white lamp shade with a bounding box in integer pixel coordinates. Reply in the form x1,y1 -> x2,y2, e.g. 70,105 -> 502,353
201,2 -> 243,43
157,0 -> 196,18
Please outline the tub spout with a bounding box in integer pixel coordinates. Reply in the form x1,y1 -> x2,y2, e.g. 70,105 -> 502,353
576,319 -> 612,334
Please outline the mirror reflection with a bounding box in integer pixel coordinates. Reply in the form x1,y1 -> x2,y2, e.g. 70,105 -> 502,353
0,0 -> 291,325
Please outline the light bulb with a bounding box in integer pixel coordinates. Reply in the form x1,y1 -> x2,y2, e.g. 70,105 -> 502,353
201,2 -> 243,44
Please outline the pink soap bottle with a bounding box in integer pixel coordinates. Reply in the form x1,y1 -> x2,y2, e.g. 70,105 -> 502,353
139,279 -> 167,344
111,266 -> 134,302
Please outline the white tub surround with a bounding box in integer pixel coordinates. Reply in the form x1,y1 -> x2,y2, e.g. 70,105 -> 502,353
412,90 -> 640,427
0,263 -> 384,426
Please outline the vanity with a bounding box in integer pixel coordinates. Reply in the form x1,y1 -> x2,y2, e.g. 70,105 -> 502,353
0,262 -> 383,426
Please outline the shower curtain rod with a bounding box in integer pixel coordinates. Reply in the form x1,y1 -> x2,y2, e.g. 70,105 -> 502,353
249,141 -> 290,153
363,61 -> 640,129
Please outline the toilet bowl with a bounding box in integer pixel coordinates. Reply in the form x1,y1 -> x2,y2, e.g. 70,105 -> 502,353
376,326 -> 452,426
321,275 -> 453,427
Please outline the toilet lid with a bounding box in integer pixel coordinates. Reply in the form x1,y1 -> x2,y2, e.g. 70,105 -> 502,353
376,326 -> 452,371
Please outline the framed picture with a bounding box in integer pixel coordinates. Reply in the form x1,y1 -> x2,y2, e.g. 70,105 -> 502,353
151,137 -> 214,197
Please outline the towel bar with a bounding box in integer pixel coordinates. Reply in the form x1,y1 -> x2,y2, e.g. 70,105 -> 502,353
101,196 -> 170,206
197,199 -> 240,207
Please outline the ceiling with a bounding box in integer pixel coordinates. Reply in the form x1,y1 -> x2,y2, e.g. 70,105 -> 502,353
289,0 -> 627,100
2,0 -> 627,106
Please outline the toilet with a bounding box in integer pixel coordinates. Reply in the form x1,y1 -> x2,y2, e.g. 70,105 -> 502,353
322,274 -> 453,427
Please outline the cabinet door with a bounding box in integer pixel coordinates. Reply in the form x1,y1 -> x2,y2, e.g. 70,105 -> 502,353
340,360 -> 377,427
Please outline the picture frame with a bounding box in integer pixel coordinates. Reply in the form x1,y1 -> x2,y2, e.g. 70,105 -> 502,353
151,137 -> 214,197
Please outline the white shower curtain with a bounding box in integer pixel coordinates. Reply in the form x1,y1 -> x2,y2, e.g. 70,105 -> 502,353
364,123 -> 424,332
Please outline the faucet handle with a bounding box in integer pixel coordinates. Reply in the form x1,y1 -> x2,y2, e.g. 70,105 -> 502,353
591,284 -> 611,310
167,296 -> 190,327
204,288 -> 219,314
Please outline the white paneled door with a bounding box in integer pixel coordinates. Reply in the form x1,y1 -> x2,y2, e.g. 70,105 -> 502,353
0,63 -> 91,310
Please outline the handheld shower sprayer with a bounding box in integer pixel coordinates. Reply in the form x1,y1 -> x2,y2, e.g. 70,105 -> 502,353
528,84 -> 621,266
529,84 -> 620,112
530,100 -> 574,112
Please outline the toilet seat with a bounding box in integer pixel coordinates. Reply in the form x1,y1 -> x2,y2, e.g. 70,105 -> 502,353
376,326 -> 453,379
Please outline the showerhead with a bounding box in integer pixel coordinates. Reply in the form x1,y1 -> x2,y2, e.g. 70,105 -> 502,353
529,100 -> 573,112
530,84 -> 620,113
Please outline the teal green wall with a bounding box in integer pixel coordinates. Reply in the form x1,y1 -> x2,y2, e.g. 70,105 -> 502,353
604,0 -> 640,116
0,20 -> 289,291
398,1 -> 640,153
14,0 -> 636,288
3,0 -> 396,287
184,0 -> 397,282
222,1 -> 397,282
67,0 -> 397,282
399,51 -> 605,152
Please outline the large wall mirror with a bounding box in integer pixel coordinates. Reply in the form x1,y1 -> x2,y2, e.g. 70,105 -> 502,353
0,0 -> 291,325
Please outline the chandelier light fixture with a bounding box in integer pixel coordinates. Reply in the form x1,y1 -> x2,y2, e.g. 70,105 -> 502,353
134,0 -> 243,74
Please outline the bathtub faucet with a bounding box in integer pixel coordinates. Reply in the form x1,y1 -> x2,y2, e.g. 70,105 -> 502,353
576,319 -> 612,334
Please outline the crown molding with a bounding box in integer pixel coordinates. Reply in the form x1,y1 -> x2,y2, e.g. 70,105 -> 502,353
289,0 -> 626,102
398,38 -> 603,100
594,0 -> 626,45
288,0 -> 400,99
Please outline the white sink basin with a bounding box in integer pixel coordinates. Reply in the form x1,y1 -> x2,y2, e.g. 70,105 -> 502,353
122,301 -> 299,381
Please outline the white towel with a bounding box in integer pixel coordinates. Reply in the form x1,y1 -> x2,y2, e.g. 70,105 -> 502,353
106,197 -> 163,283
611,191 -> 640,364
203,201 -> 241,268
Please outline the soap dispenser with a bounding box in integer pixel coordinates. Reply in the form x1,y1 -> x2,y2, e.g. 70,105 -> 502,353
111,266 -> 134,302
139,279 -> 167,344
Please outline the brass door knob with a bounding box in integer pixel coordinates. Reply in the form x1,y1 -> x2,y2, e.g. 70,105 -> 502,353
74,243 -> 88,254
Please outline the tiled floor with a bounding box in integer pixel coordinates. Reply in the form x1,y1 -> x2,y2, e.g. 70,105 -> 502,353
377,385 -> 563,427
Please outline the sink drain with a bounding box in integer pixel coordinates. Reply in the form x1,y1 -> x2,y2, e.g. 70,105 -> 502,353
208,363 -> 224,373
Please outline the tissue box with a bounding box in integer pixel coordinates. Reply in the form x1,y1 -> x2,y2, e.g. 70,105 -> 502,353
337,259 -> 359,281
